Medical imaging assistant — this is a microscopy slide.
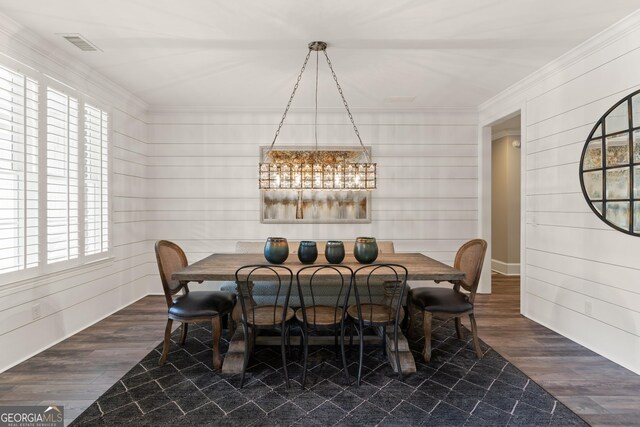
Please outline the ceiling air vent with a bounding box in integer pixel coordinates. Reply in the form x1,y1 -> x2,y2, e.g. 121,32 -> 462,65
60,34 -> 100,52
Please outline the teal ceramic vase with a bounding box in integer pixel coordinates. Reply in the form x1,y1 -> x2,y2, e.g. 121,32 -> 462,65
297,241 -> 318,264
325,241 -> 345,264
264,237 -> 289,264
354,237 -> 378,264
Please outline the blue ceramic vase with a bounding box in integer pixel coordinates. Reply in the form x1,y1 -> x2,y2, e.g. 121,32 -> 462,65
297,241 -> 318,264
264,237 -> 289,264
325,241 -> 345,264
354,237 -> 378,264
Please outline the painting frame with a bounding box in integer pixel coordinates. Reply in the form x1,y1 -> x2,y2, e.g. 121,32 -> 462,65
259,145 -> 373,224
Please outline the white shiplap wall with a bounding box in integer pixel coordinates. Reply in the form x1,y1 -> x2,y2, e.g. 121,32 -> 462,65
145,108 -> 479,277
0,17 -> 153,372
480,12 -> 640,374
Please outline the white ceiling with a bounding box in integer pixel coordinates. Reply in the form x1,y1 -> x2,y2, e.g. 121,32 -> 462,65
1,0 -> 638,109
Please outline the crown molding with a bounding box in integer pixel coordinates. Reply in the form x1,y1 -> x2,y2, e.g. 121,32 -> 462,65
0,12 -> 148,114
479,9 -> 640,114
146,105 -> 478,114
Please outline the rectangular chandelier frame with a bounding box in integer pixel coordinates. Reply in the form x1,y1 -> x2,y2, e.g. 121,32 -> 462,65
259,161 -> 376,190
259,148 -> 376,191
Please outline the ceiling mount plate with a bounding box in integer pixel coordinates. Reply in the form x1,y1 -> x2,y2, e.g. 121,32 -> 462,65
308,41 -> 327,51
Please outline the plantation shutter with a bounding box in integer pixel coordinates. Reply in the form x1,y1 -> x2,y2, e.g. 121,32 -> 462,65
83,104 -> 108,255
0,65 -> 38,274
46,87 -> 79,264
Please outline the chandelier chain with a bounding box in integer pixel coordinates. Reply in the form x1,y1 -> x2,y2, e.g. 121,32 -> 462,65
322,50 -> 371,163
265,49 -> 312,160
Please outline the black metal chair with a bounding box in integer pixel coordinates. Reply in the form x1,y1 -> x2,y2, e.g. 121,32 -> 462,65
155,240 -> 236,370
295,265 -> 352,388
234,265 -> 294,388
347,264 -> 408,385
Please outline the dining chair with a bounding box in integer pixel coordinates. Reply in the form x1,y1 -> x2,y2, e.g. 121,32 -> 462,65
155,240 -> 237,370
234,264 -> 294,388
347,264 -> 409,385
296,265 -> 352,388
408,239 -> 488,362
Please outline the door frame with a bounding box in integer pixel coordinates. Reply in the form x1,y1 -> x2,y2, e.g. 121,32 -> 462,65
478,104 -> 527,316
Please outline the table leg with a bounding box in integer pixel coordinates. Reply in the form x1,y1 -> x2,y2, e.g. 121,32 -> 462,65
381,325 -> 416,373
406,299 -> 433,363
222,280 -> 255,374
383,281 -> 416,373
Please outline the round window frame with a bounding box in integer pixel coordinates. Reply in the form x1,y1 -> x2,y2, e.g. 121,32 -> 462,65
579,88 -> 640,236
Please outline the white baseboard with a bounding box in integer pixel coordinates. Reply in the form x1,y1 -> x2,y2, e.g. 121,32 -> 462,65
491,259 -> 520,276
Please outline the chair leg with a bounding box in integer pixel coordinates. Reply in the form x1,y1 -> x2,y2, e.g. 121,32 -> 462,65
212,316 -> 222,370
340,320 -> 350,385
179,322 -> 189,346
469,313 -> 483,359
298,326 -> 305,361
422,311 -> 433,363
356,322 -> 364,386
349,324 -> 354,351
281,324 -> 290,388
240,322 -> 250,389
159,319 -> 173,365
393,324 -> 402,381
301,327 -> 308,389
455,317 -> 464,340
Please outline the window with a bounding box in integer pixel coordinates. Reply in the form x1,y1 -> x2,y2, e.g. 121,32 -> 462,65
46,87 -> 79,264
0,62 -> 110,280
84,104 -> 109,255
580,88 -> 640,235
0,65 -> 38,274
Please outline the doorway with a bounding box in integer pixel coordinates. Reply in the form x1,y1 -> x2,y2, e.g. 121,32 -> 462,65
490,113 -> 523,311
490,115 -> 521,282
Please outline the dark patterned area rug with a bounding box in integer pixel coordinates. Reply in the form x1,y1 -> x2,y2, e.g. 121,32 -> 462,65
71,319 -> 587,426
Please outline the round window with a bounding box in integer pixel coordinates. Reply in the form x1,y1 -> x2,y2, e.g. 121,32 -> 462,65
579,89 -> 640,235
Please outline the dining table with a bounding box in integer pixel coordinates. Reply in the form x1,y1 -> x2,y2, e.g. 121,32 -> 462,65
172,252 -> 465,374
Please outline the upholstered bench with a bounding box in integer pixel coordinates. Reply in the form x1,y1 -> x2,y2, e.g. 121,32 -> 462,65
220,240 -> 395,306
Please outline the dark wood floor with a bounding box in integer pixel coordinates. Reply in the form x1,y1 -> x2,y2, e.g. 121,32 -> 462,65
0,297 -> 173,425
0,274 -> 639,426
472,274 -> 640,426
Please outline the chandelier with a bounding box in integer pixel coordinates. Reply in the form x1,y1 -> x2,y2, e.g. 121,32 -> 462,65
259,41 -> 376,191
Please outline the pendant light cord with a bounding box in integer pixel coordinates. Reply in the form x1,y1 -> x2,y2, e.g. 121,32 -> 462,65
314,49 -> 319,155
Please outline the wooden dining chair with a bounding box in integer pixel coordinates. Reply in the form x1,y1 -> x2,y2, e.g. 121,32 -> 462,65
347,264 -> 408,385
408,239 -> 488,362
155,240 -> 236,370
296,265 -> 352,388
234,265 -> 294,389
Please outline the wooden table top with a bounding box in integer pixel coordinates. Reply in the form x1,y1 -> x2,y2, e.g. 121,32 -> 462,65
172,253 -> 464,282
